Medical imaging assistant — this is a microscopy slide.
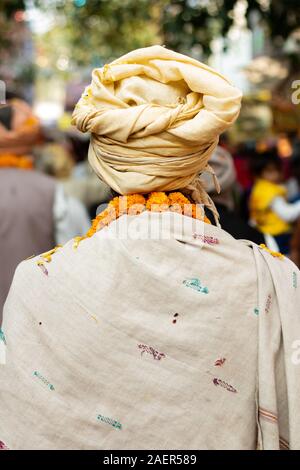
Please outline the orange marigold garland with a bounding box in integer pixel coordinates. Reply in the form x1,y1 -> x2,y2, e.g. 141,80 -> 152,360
35,191 -> 212,271
169,193 -> 188,215
85,191 -> 210,242
168,192 -> 190,205
146,192 -> 169,211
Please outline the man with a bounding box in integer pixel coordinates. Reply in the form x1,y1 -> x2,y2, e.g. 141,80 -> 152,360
0,46 -> 299,450
203,145 -> 264,244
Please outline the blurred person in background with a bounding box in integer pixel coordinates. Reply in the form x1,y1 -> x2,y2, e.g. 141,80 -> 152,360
36,122 -> 113,220
287,144 -> 300,202
291,220 -> 300,268
231,142 -> 256,225
249,151 -> 300,255
0,94 -> 90,322
65,128 -> 113,217
37,117 -> 112,216
203,146 -> 264,244
289,153 -> 300,267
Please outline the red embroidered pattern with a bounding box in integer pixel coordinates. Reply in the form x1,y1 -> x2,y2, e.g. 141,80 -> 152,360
0,440 -> 9,450
265,294 -> 272,314
279,436 -> 289,450
138,344 -> 165,361
214,358 -> 226,367
37,262 -> 48,276
192,233 -> 219,245
213,377 -> 237,393
259,407 -> 278,424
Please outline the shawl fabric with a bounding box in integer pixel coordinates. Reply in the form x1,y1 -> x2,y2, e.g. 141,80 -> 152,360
0,211 -> 299,450
72,46 -> 242,199
250,241 -> 300,450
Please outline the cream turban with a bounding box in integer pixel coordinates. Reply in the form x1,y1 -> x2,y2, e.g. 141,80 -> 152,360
72,45 -> 242,215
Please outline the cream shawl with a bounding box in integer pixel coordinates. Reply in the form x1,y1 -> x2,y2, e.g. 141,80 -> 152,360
0,212 -> 299,450
72,46 -> 242,212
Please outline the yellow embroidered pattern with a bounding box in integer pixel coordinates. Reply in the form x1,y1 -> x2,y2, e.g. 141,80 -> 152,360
36,245 -> 63,272
259,244 -> 284,259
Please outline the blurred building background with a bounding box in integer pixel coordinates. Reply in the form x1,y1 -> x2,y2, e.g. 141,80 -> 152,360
1,0 -> 299,132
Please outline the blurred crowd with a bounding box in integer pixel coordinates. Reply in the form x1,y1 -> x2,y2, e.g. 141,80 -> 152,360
1,92 -> 300,320
219,133 -> 300,263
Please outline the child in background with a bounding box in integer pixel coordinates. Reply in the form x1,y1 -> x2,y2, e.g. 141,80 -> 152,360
249,151 -> 300,254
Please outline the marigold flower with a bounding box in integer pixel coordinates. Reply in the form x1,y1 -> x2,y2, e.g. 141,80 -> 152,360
168,192 -> 190,205
146,192 -> 169,211
127,194 -> 146,206
192,204 -> 204,220
83,191 -> 210,246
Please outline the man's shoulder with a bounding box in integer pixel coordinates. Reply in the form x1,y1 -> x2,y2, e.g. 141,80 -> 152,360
12,232 -> 112,285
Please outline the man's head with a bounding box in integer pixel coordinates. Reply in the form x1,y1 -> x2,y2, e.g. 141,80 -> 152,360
0,98 -> 41,157
72,45 -> 242,200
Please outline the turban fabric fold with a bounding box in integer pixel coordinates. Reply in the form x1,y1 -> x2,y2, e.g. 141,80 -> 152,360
72,45 -> 242,219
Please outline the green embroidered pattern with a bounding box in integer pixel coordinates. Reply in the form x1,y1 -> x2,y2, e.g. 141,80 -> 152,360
183,278 -> 209,294
0,329 -> 6,345
97,414 -> 122,430
33,371 -> 55,391
293,271 -> 297,289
